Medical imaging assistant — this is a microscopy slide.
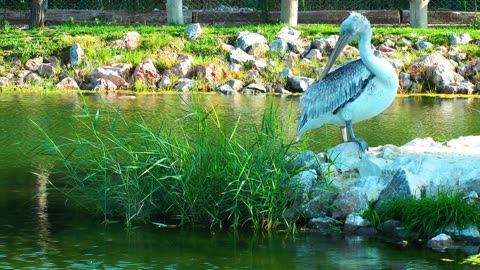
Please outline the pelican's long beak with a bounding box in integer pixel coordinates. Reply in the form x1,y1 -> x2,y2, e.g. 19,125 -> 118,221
320,33 -> 351,80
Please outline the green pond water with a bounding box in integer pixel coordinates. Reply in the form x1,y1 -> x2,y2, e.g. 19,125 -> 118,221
1,92 -> 479,269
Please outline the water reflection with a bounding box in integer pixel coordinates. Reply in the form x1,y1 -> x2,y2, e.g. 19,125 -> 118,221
34,163 -> 51,253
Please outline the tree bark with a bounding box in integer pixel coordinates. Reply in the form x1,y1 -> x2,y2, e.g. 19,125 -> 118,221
280,0 -> 298,26
167,0 -> 184,25
30,0 -> 48,28
409,0 -> 430,28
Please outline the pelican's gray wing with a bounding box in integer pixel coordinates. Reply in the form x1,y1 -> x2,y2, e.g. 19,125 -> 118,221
298,59 -> 375,130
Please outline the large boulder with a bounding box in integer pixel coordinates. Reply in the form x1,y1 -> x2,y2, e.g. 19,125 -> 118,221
236,31 -> 267,52
133,58 -> 161,86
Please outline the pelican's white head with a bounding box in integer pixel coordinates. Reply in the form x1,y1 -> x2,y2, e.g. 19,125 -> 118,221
320,12 -> 372,80
339,12 -> 371,42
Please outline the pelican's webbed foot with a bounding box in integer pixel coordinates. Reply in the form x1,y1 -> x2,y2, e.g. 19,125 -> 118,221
345,120 -> 369,152
350,137 -> 368,152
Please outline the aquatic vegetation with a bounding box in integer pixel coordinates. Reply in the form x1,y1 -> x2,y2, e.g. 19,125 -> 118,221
374,191 -> 480,239
35,94 -> 300,229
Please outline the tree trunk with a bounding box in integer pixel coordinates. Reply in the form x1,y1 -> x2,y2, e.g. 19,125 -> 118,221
409,0 -> 429,28
30,0 -> 48,28
280,0 -> 298,26
167,0 -> 184,25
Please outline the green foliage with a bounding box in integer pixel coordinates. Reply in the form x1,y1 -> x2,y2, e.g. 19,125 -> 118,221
35,94 -> 299,230
375,191 -> 480,239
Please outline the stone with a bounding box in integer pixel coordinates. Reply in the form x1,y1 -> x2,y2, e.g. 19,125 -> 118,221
228,63 -> 242,72
250,59 -> 267,71
25,57 -> 43,71
332,187 -> 369,219
225,79 -> 243,91
248,43 -> 269,57
344,214 -> 377,236
354,176 -> 390,202
426,65 -> 464,91
327,142 -> 363,173
427,233 -> 454,251
93,78 -> 117,91
269,39 -> 289,54
241,83 -> 267,94
290,169 -> 317,196
157,75 -> 171,89
173,78 -> 194,91
274,85 -> 291,94
382,220 -> 402,237
110,31 -> 140,50
91,67 -> 128,89
302,187 -> 339,218
305,49 -> 322,61
288,150 -> 317,171
442,81 -> 475,94
194,64 -> 223,83
220,43 -> 235,52
56,77 -> 79,90
445,225 -> 480,244
375,169 -> 416,209
170,57 -> 193,78
236,31 -> 267,52
0,76 -> 9,87
24,72 -> 42,84
185,23 -> 202,42
10,58 -> 22,70
311,35 -> 338,54
215,84 -> 236,95
229,48 -> 254,64
287,38 -> 310,55
70,43 -> 84,66
408,52 -> 454,77
276,26 -> 301,42
449,33 -> 472,45
308,216 -> 337,232
133,58 -> 161,85
287,75 -> 314,92
37,64 -> 56,78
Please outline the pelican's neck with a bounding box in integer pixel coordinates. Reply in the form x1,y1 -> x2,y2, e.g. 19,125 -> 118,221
358,29 -> 384,78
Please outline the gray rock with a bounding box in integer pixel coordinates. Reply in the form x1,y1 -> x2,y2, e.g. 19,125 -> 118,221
56,77 -> 79,90
276,25 -> 301,42
173,78 -> 195,91
225,79 -> 243,91
274,85 -> 291,94
236,31 -> 267,52
157,74 -> 171,89
93,78 -> 117,91
185,23 -> 202,42
133,58 -> 161,85
375,169 -> 415,209
382,220 -> 403,237
445,225 -> 480,244
170,57 -> 193,78
25,57 -> 43,71
91,67 -> 128,88
240,82 -> 267,94
311,35 -> 338,54
305,49 -> 322,61
287,38 -> 311,56
215,84 -> 236,95
290,169 -> 318,195
327,142 -> 363,173
308,216 -> 338,232
427,65 -> 464,90
332,187 -> 368,219
228,63 -> 242,72
288,150 -> 317,171
37,64 -> 56,78
287,75 -> 314,92
248,43 -> 269,57
24,72 -> 42,84
229,48 -> 254,64
427,233 -> 455,251
344,214 -> 377,236
449,33 -> 472,45
70,43 -> 84,66
0,76 -> 9,87
110,31 -> 140,50
415,41 -> 433,50
442,81 -> 475,94
10,58 -> 22,70
269,39 -> 289,54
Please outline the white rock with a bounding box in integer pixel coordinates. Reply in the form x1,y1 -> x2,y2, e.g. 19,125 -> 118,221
276,26 -> 301,42
186,23 -> 202,42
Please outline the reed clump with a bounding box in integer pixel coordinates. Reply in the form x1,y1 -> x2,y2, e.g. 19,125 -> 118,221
36,96 -> 299,230
375,191 -> 480,239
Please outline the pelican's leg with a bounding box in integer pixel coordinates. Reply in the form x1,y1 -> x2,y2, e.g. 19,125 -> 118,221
341,127 -> 348,143
345,120 -> 368,152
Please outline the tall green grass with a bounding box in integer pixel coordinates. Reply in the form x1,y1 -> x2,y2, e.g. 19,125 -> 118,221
35,94 -> 300,229
375,191 -> 480,239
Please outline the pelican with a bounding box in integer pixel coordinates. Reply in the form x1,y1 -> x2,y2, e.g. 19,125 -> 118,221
296,12 -> 398,151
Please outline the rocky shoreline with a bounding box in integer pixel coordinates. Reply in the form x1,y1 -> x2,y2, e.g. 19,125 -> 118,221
287,135 -> 480,253
1,24 -> 480,95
